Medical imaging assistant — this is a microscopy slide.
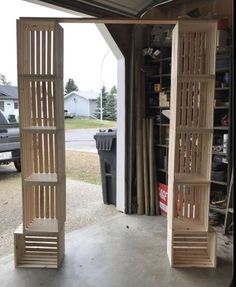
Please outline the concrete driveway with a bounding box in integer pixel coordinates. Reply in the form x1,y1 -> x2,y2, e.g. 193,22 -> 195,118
65,128 -> 99,153
0,163 -> 117,258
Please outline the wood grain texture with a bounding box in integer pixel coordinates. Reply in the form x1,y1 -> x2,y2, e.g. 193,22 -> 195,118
167,20 -> 217,267
15,20 -> 65,269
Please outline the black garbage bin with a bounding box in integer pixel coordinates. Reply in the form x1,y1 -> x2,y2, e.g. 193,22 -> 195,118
94,129 -> 116,206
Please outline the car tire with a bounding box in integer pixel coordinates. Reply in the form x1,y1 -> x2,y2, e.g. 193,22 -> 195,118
14,160 -> 21,172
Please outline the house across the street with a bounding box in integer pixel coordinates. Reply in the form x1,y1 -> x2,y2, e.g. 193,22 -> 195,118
0,85 -> 19,122
64,90 -> 99,118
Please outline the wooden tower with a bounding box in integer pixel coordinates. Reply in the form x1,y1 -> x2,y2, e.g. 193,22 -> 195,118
14,19 -> 65,269
167,20 -> 217,267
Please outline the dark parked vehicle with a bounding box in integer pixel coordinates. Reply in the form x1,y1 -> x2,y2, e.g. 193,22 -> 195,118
0,110 -> 21,171
64,109 -> 75,119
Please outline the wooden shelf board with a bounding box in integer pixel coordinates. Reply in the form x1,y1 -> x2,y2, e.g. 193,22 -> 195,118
211,180 -> 228,186
158,168 -> 168,173
177,74 -> 215,81
25,173 -> 58,183
209,205 -> 226,214
161,73 -> 171,77
175,173 -> 210,184
214,106 -> 229,109
147,74 -> 160,78
25,218 -> 58,234
156,123 -> 170,127
162,57 -> 171,61
213,126 -> 229,130
216,46 -> 232,53
176,127 -> 212,133
216,68 -> 230,72
149,106 -> 170,109
22,127 -> 57,133
156,144 -> 168,148
173,218 -> 206,232
215,87 -> 230,91
212,151 -> 227,156
20,74 -> 56,81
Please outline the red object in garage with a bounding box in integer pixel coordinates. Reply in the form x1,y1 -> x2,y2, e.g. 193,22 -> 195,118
217,19 -> 228,30
158,182 -> 168,216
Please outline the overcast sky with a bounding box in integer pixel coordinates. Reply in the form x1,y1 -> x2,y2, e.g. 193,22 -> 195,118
0,0 -> 117,93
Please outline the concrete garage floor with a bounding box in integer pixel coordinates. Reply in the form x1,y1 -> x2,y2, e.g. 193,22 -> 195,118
0,214 -> 233,287
0,164 -> 117,258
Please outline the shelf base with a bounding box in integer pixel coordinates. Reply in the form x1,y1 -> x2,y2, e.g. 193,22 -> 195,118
173,249 -> 213,267
25,218 -> 58,234
172,230 -> 217,267
14,224 -> 64,269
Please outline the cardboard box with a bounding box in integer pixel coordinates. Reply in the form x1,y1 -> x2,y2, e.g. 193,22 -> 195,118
157,182 -> 168,216
216,30 -> 228,47
154,83 -> 161,92
159,92 -> 169,107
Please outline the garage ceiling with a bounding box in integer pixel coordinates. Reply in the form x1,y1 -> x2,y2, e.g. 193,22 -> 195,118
32,0 -> 175,18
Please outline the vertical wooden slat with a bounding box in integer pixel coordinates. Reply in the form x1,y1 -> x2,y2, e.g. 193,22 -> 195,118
143,118 -> 149,215
40,186 -> 44,218
45,186 -> 50,219
149,118 -> 156,216
42,30 -> 46,75
50,186 -> 55,219
179,185 -> 183,219
35,185 -> 39,218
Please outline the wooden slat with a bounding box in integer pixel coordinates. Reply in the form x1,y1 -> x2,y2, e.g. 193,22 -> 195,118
142,118 -> 150,215
148,118 -> 156,216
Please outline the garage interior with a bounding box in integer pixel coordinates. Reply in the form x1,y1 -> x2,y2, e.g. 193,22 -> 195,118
0,0 -> 233,286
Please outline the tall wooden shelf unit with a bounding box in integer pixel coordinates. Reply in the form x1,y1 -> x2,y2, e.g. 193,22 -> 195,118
14,20 -> 65,269
143,25 -> 174,187
209,45 -> 233,233
167,20 -> 217,267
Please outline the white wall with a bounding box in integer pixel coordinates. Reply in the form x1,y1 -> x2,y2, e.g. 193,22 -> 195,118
4,100 -> 14,115
96,24 -> 126,213
0,100 -> 19,122
64,94 -> 90,117
89,100 -> 97,118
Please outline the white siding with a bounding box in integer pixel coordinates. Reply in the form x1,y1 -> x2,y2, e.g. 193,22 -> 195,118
89,100 -> 97,118
3,100 -> 14,116
64,94 -> 90,117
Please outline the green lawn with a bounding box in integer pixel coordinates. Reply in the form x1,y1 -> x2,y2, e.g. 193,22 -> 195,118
65,117 -> 116,130
66,150 -> 101,185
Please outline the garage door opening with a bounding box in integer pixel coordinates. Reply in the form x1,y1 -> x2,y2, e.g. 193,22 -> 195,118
62,23 -> 122,232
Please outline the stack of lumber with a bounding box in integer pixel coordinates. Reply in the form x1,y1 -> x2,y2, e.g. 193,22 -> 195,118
136,117 -> 159,216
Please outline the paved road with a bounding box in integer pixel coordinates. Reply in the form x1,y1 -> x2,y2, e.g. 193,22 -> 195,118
65,128 -> 99,153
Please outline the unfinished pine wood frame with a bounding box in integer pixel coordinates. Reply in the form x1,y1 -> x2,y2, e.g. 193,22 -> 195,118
14,17 -> 176,270
15,19 -> 65,269
167,20 -> 217,268
14,17 -> 218,269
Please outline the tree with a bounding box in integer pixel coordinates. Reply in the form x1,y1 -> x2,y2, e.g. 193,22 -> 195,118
105,85 -> 117,121
64,78 -> 78,95
95,85 -> 108,119
0,74 -> 11,85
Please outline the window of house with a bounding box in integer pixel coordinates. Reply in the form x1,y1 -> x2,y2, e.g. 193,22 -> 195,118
0,101 -> 4,111
14,101 -> 19,109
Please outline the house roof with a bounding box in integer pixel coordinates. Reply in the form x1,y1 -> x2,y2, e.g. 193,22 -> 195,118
30,0 -> 174,18
64,90 -> 99,101
0,85 -> 18,99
